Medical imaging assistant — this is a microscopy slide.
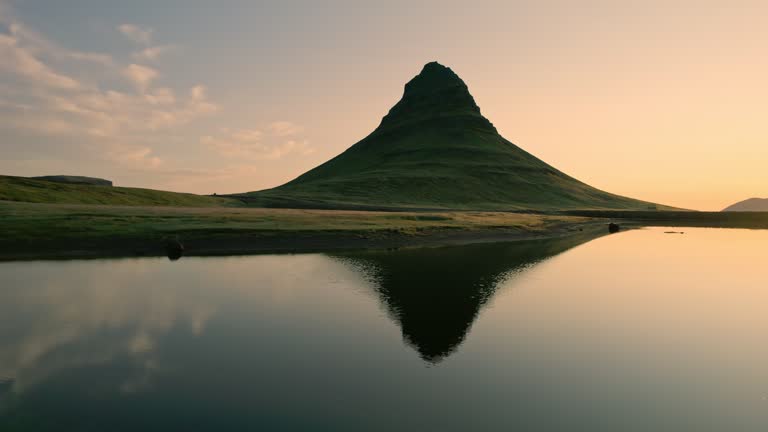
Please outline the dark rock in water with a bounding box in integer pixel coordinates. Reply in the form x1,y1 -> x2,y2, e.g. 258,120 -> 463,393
165,238 -> 184,261
167,251 -> 183,261
31,175 -> 113,186
608,223 -> 620,233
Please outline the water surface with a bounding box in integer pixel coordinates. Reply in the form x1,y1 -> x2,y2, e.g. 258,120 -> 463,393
1,227 -> 768,431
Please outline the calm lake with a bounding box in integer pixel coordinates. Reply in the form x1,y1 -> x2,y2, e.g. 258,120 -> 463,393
1,227 -> 768,431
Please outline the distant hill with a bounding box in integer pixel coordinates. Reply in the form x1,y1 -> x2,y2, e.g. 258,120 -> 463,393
0,175 -> 235,207
31,175 -> 113,186
722,198 -> 768,212
239,62 -> 671,211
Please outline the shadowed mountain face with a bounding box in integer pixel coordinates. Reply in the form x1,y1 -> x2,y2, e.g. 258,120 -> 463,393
377,62 -> 495,134
244,62 -> 664,211
332,233 -> 602,363
722,198 -> 768,212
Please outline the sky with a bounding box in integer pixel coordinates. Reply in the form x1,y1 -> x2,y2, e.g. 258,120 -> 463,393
1,0 -> 766,211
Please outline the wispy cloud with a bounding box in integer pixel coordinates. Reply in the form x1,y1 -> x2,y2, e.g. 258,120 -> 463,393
118,24 -> 153,45
101,143 -> 163,169
2,18 -> 115,67
123,63 -> 158,91
190,85 -> 207,101
202,125 -> 313,160
0,4 -> 303,187
268,121 -> 303,137
132,44 -> 174,61
144,87 -> 175,105
118,23 -> 175,62
0,7 -> 220,172
0,33 -> 80,89
68,51 -> 114,66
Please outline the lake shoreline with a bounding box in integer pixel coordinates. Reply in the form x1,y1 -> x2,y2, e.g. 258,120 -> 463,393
0,220 -> 610,261
1,200 -> 611,261
3,200 -> 767,261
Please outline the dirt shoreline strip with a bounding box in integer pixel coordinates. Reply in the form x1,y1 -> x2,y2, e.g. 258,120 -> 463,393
0,220 -> 608,262
5,200 -> 764,262
0,223 -> 610,261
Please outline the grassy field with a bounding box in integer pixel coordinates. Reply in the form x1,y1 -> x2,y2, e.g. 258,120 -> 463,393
0,175 -> 238,207
2,199 -> 767,260
30,175 -> 113,186
0,200 -> 595,259
239,63 -> 673,211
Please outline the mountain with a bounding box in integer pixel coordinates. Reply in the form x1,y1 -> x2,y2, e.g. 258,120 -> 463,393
722,198 -> 768,212
240,62 -> 667,211
0,175 -> 235,207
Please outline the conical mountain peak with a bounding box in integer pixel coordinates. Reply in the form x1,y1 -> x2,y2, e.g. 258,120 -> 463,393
377,62 -> 494,132
245,62 -> 665,212
403,62 -> 467,96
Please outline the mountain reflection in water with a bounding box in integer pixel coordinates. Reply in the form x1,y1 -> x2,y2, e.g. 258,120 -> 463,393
332,232 -> 601,363
6,228 -> 768,431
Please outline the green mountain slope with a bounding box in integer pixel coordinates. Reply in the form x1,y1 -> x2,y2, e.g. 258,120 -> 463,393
0,175 -> 235,207
240,62 -> 669,211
